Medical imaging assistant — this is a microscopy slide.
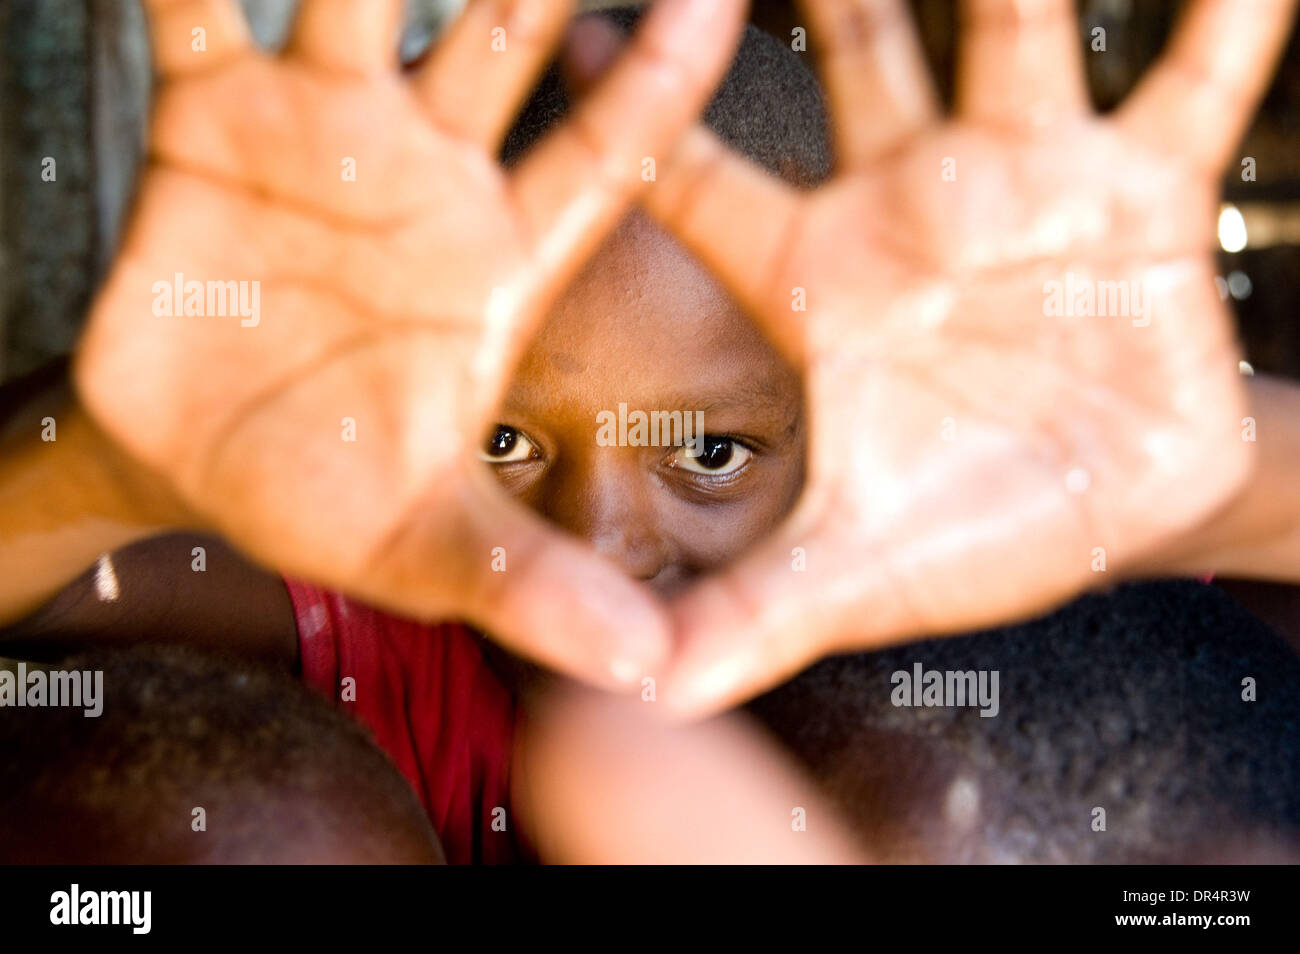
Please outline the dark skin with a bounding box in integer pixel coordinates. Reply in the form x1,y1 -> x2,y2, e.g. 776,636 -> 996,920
487,212 -> 805,598
7,795 -> 446,864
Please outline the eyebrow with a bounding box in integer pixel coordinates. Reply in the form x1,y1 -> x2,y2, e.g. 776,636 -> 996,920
503,368 -> 795,413
662,380 -> 793,418
500,368 -> 803,438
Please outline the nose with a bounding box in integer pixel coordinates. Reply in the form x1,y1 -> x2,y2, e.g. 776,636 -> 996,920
537,453 -> 667,583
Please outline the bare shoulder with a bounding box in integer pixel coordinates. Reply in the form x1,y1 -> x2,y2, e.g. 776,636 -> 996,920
0,532 -> 298,668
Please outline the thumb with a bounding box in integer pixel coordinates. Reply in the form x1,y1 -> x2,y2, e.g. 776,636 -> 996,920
361,467 -> 672,692
660,496 -> 898,717
459,476 -> 674,691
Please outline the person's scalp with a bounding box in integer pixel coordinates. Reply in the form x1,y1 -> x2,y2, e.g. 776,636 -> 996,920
502,6 -> 832,188
0,645 -> 442,863
749,580 -> 1300,863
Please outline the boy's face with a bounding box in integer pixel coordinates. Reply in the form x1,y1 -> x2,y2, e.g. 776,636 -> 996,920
485,212 -> 805,597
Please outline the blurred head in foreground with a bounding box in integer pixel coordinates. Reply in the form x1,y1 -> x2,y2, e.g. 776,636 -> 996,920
750,580 -> 1300,863
0,646 -> 443,863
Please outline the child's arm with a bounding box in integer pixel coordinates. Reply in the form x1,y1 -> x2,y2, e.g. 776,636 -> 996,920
0,359 -> 297,665
0,358 -> 190,625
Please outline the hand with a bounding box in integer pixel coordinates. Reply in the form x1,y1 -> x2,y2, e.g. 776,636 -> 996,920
74,0 -> 745,688
639,0 -> 1294,714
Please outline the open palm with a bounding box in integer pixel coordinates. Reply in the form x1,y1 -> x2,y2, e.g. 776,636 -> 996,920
76,0 -> 744,685
643,0 -> 1294,713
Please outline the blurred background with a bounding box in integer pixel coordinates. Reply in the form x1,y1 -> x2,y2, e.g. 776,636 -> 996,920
0,0 -> 1296,382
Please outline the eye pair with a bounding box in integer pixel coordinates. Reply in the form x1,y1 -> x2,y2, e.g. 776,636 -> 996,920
478,425 -> 753,476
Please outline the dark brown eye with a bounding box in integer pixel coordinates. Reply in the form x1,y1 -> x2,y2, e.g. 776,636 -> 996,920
672,437 -> 752,476
479,425 -> 537,463
697,437 -> 734,469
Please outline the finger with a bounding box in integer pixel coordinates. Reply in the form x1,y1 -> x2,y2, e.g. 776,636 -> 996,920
508,0 -> 747,301
560,14 -> 811,362
659,491 -> 841,718
800,0 -> 939,167
557,20 -> 804,332
642,128 -> 807,360
463,488 -> 673,690
361,465 -> 673,693
658,483 -> 922,718
514,686 -> 869,863
956,0 -> 1090,129
288,0 -> 405,74
140,0 -> 253,78
414,0 -> 574,150
1114,0 -> 1297,175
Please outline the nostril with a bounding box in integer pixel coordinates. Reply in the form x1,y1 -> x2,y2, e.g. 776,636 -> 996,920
644,565 -> 695,601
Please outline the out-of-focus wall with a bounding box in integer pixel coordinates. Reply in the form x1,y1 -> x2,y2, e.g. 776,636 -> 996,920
0,0 -> 95,381
0,0 -> 463,382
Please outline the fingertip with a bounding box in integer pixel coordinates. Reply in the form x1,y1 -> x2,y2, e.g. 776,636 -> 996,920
660,561 -> 823,716
597,585 -> 674,687
659,608 -> 756,718
539,563 -> 672,691
659,660 -> 741,719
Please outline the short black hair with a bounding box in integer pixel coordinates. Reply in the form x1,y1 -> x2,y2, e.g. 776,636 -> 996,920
501,6 -> 832,188
0,645 -> 442,863
748,581 -> 1300,863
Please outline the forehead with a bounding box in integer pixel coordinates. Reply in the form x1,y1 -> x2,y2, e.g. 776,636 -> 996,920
515,213 -> 783,404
